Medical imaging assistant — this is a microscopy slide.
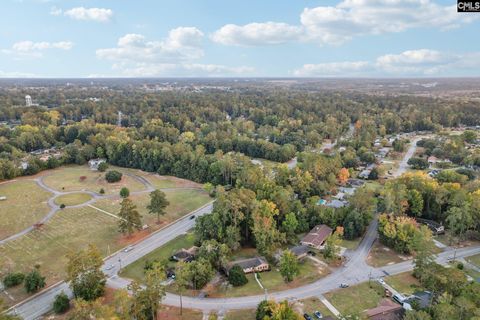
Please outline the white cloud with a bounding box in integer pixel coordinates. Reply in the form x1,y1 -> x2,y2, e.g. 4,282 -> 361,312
96,28 -> 205,63
211,22 -> 303,46
293,49 -> 480,76
213,0 -> 477,46
3,40 -> 74,59
49,6 -> 62,16
293,61 -> 371,76
0,70 -> 37,78
12,41 -> 73,51
96,28 -> 254,77
63,7 -> 113,22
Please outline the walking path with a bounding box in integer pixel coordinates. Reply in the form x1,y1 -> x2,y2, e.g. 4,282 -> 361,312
0,170 -> 203,245
318,294 -> 340,317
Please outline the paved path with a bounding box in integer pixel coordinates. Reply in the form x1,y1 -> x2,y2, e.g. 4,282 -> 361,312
0,171 -> 202,245
318,294 -> 340,317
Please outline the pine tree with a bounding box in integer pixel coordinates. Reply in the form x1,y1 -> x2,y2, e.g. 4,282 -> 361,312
118,198 -> 142,236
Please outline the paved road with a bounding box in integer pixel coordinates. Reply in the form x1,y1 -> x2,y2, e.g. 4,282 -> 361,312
393,137 -> 422,178
6,202 -> 213,320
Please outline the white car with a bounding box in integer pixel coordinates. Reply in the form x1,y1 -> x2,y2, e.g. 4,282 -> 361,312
123,245 -> 133,253
377,278 -> 386,285
105,264 -> 115,271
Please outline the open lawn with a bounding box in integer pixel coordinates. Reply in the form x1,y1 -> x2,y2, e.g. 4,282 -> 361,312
0,206 -> 121,289
341,238 -> 361,250
0,179 -> 52,240
54,192 -> 92,206
208,258 -> 328,298
93,189 -> 211,229
120,233 -> 196,282
42,165 -> 146,195
325,282 -> 385,318
466,254 -> 480,267
225,309 -> 257,320
385,272 -> 423,295
367,241 -> 411,268
294,297 -> 334,319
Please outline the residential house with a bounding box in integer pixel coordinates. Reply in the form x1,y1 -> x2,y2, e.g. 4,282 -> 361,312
289,245 -> 309,260
170,247 -> 198,263
326,199 -> 347,208
229,257 -> 270,274
88,158 -> 106,170
301,224 -> 333,250
365,299 -> 404,320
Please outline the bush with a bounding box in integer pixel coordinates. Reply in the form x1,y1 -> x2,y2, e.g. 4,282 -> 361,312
120,187 -> 130,198
457,262 -> 464,270
3,272 -> 25,288
407,157 -> 429,170
105,170 -> 122,183
24,268 -> 46,293
97,162 -> 108,172
228,265 -> 248,287
60,203 -> 66,209
53,291 -> 70,314
99,188 -> 105,194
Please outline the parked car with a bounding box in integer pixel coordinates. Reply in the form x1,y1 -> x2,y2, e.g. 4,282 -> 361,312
314,310 -> 323,319
393,293 -> 406,305
303,313 -> 313,320
340,283 -> 349,288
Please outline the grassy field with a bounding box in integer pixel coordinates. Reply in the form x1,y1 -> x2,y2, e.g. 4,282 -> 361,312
225,309 -> 257,320
367,241 -> 411,268
0,206 -> 121,287
54,192 -> 92,206
93,189 -> 211,228
385,272 -> 423,295
341,238 -> 361,250
325,282 -> 385,318
294,297 -> 334,319
466,254 -> 480,267
0,179 -> 52,240
120,233 -> 196,282
42,165 -> 146,195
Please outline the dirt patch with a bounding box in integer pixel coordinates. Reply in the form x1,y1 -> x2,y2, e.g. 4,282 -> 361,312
116,229 -> 151,247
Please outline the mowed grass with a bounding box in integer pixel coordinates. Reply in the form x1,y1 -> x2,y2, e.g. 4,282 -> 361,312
466,253 -> 480,267
294,297 -> 334,319
325,282 -> 385,318
385,272 -> 423,295
225,309 -> 257,320
0,179 -> 52,240
120,233 -> 196,282
367,241 -> 411,268
93,189 -> 212,228
42,165 -> 145,195
54,193 -> 92,206
0,206 -> 121,286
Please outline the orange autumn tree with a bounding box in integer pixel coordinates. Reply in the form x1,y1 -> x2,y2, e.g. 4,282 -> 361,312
337,168 -> 350,185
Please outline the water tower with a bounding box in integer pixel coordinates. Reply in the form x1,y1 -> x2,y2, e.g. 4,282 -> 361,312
25,95 -> 32,107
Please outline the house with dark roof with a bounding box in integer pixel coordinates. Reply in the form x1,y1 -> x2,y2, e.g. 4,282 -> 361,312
365,299 -> 404,320
301,224 -> 333,250
228,257 -> 270,274
170,247 -> 198,263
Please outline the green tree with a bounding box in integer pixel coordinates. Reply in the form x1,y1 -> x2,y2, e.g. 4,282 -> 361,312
97,162 -> 108,172
119,187 -> 130,198
281,212 -> 298,244
228,265 -> 248,287
129,262 -> 166,320
66,244 -> 106,301
24,267 -> 46,293
323,231 -> 341,261
3,272 -> 25,288
175,262 -> 189,315
197,239 -> 230,270
147,189 -> 170,224
279,250 -> 300,282
53,291 -> 70,314
252,200 -> 284,256
118,197 -> 142,236
105,170 -> 122,183
183,258 -> 214,290
404,310 -> 432,320
407,189 -> 424,217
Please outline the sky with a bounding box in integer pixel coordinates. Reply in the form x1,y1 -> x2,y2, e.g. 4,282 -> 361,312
0,0 -> 479,78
